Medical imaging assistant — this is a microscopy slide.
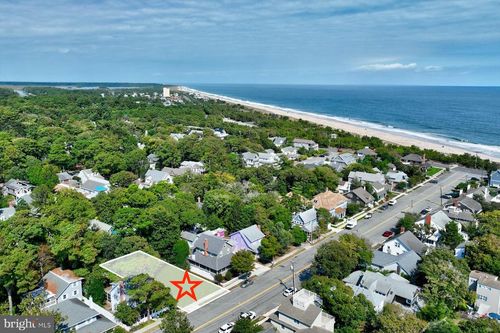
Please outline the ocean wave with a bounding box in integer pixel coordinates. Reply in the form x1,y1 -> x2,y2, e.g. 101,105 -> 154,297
182,87 -> 500,159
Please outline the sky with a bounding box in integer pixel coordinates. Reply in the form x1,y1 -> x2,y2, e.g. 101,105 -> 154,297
1,0 -> 500,85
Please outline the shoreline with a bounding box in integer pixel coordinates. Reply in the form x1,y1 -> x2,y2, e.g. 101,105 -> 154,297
181,86 -> 500,163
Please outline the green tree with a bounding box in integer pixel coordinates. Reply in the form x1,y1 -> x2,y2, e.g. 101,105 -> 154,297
291,226 -> 307,246
231,250 -> 255,275
374,304 -> 427,333
232,318 -> 263,333
172,240 -> 190,268
127,274 -> 176,318
425,319 -> 460,333
160,310 -> 193,333
440,221 -> 464,249
258,236 -> 281,263
84,271 -> 106,305
114,303 -> 139,326
459,317 -> 500,333
465,234 -> 500,276
110,171 -> 137,188
417,248 -> 473,313
397,213 -> 418,233
312,240 -> 357,279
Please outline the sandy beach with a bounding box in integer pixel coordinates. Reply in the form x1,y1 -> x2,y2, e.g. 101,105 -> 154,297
181,87 -> 500,163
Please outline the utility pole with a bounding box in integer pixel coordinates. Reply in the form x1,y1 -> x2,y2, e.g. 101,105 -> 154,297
291,261 -> 296,292
440,186 -> 443,207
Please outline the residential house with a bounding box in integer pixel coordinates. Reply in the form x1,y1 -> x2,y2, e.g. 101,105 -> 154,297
0,206 -> 15,221
89,219 -> 114,234
455,241 -> 467,259
346,187 -> 375,207
371,182 -> 388,200
401,153 -> 425,166
348,171 -> 386,185
343,270 -> 423,312
280,146 -> 300,161
414,211 -> 468,247
147,153 -> 159,170
180,161 -> 205,174
356,147 -> 377,159
57,172 -> 74,184
312,190 -> 348,219
2,179 -> 32,198
180,231 -> 199,249
489,170 -> 500,188
42,268 -> 84,306
299,156 -> 327,169
468,270 -> 500,316
189,234 -> 234,276
169,133 -> 186,141
330,153 -> 356,172
105,281 -> 127,313
230,224 -> 265,254
242,151 -> 280,168
336,180 -> 351,194
213,128 -> 229,139
292,208 -> 319,236
270,136 -> 287,147
446,196 -> 482,214
444,210 -> 477,227
269,289 -> 335,333
142,169 -> 173,188
387,163 -> 397,171
385,171 -> 408,184
371,250 -> 421,276
77,170 -> 110,199
382,231 -> 427,256
293,138 -> 319,151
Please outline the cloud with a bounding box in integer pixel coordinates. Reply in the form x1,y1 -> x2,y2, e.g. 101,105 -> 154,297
422,65 -> 443,72
356,62 -> 417,71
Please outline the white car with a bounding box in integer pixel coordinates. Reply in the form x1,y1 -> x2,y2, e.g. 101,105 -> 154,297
240,311 -> 257,320
364,213 -> 372,219
219,322 -> 235,333
388,199 -> 397,206
345,219 -> 357,229
283,287 -> 297,297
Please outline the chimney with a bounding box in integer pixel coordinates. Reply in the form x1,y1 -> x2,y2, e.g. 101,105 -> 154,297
400,226 -> 405,233
203,239 -> 208,256
425,214 -> 432,226
453,199 -> 459,207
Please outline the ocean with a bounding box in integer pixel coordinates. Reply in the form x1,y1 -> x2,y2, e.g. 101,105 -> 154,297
189,84 -> 500,157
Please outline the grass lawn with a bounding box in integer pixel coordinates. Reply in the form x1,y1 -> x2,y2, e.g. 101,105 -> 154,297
100,251 -> 226,310
427,166 -> 442,177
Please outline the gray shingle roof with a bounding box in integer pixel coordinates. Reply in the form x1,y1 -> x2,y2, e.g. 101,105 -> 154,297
277,300 -> 322,327
459,197 -> 482,213
89,219 -> 113,233
78,317 -> 116,333
392,232 -> 427,256
402,153 -> 423,163
181,231 -> 198,242
238,225 -> 265,243
48,299 -> 98,329
145,169 -> 171,182
351,187 -> 375,204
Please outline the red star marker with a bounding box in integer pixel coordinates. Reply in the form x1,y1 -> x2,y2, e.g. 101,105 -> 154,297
170,270 -> 203,301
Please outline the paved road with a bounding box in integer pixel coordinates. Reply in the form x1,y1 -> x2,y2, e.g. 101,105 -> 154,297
181,167 -> 481,333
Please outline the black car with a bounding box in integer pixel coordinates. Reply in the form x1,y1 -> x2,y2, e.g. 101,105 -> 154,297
241,279 -> 254,288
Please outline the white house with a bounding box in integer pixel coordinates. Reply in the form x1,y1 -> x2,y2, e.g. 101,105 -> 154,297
77,169 -> 110,199
386,171 -> 408,184
414,211 -> 468,247
142,169 -> 173,188
0,207 -> 15,221
270,289 -> 335,333
348,171 -> 386,185
242,150 -> 280,168
269,136 -> 287,147
382,231 -> 427,257
330,153 -> 356,172
468,270 -> 500,317
180,161 -> 205,174
147,153 -> 159,170
343,270 -> 423,313
280,146 -> 300,160
2,179 -> 33,199
213,128 -> 229,139
292,208 -> 318,236
293,138 -> 319,150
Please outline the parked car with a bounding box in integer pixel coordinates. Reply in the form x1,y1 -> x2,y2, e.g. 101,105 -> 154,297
381,204 -> 389,210
430,179 -> 439,184
420,207 -> 432,215
241,279 -> 254,288
388,199 -> 397,206
382,230 -> 395,238
219,322 -> 235,333
364,213 -> 373,219
442,193 -> 453,199
283,287 -> 297,297
240,311 -> 257,320
345,219 -> 357,229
